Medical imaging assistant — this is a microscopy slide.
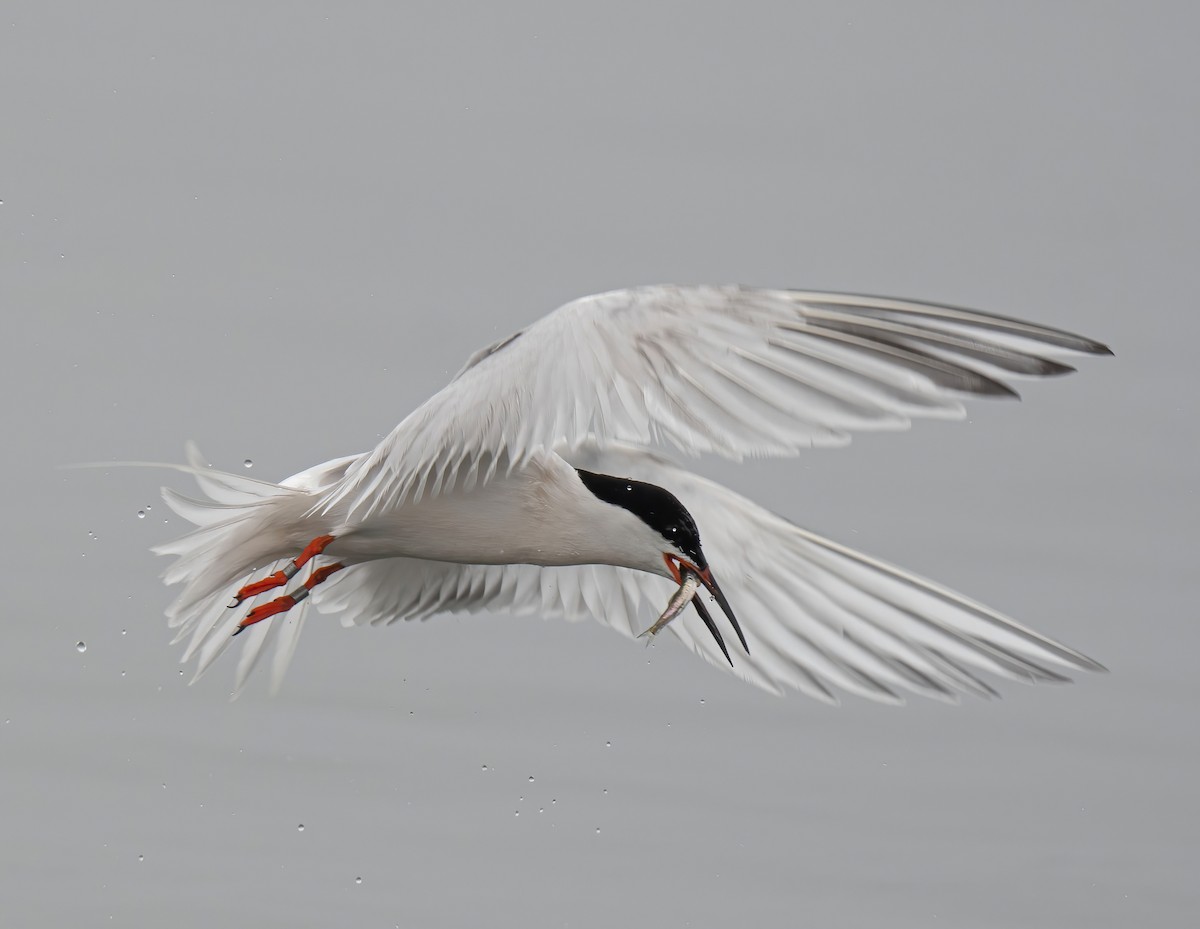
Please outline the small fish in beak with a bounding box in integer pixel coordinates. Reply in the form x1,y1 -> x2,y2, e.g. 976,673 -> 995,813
638,570 -> 701,641
638,568 -> 743,668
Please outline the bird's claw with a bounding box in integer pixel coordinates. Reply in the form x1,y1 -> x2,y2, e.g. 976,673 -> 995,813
228,535 -> 345,637
233,595 -> 296,634
227,535 -> 335,608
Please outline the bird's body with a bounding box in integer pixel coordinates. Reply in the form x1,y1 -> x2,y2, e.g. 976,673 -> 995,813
153,285 -> 1111,703
292,449 -> 670,574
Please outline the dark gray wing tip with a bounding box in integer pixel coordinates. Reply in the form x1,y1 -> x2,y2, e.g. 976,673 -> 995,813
783,288 -> 1115,357
1032,359 -> 1077,377
1073,654 -> 1110,674
971,376 -> 1021,399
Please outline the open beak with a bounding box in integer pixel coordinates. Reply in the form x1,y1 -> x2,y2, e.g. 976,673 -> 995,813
644,554 -> 749,667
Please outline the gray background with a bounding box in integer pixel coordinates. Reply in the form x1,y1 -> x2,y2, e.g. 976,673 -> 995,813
3,3 -> 1196,927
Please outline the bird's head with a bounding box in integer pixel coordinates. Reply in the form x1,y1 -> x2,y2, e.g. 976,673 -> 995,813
574,468 -> 748,663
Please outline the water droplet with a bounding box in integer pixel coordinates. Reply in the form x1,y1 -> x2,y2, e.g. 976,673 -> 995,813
514,810 -> 519,817
120,670 -> 126,677
137,854 -> 144,862
481,764 -> 488,772
605,741 -> 611,748
76,641 -> 87,653
538,808 -> 544,813
121,629 -> 127,636
699,697 -> 705,705
527,775 -> 535,783
595,827 -> 601,834
603,788 -> 608,795
243,459 -> 253,469
355,877 -> 362,885
297,824 -> 305,832
551,798 -> 557,805
137,510 -> 145,519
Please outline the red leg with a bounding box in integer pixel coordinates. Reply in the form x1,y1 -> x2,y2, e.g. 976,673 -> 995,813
304,562 -> 345,589
228,534 -> 338,608
232,595 -> 297,635
232,560 -> 346,636
295,534 -> 336,569
231,569 -> 294,602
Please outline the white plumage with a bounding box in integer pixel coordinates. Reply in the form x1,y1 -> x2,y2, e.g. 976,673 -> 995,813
153,285 -> 1110,702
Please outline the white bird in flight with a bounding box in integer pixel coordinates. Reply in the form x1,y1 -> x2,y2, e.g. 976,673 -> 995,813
154,286 -> 1110,703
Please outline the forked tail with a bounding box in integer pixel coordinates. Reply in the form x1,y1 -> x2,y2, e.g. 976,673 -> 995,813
152,443 -> 325,694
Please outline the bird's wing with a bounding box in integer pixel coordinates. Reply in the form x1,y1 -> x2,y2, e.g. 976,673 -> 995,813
312,441 -> 1103,704
313,555 -> 797,696
317,286 -> 1110,519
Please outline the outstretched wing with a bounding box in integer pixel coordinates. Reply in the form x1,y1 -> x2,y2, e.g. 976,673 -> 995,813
311,441 -> 1103,704
318,286 -> 1109,520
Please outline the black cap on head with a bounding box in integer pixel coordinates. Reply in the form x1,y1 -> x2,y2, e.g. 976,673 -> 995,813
575,469 -> 706,568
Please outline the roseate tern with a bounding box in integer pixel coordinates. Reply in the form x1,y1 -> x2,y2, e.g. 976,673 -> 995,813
151,286 -> 1110,702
